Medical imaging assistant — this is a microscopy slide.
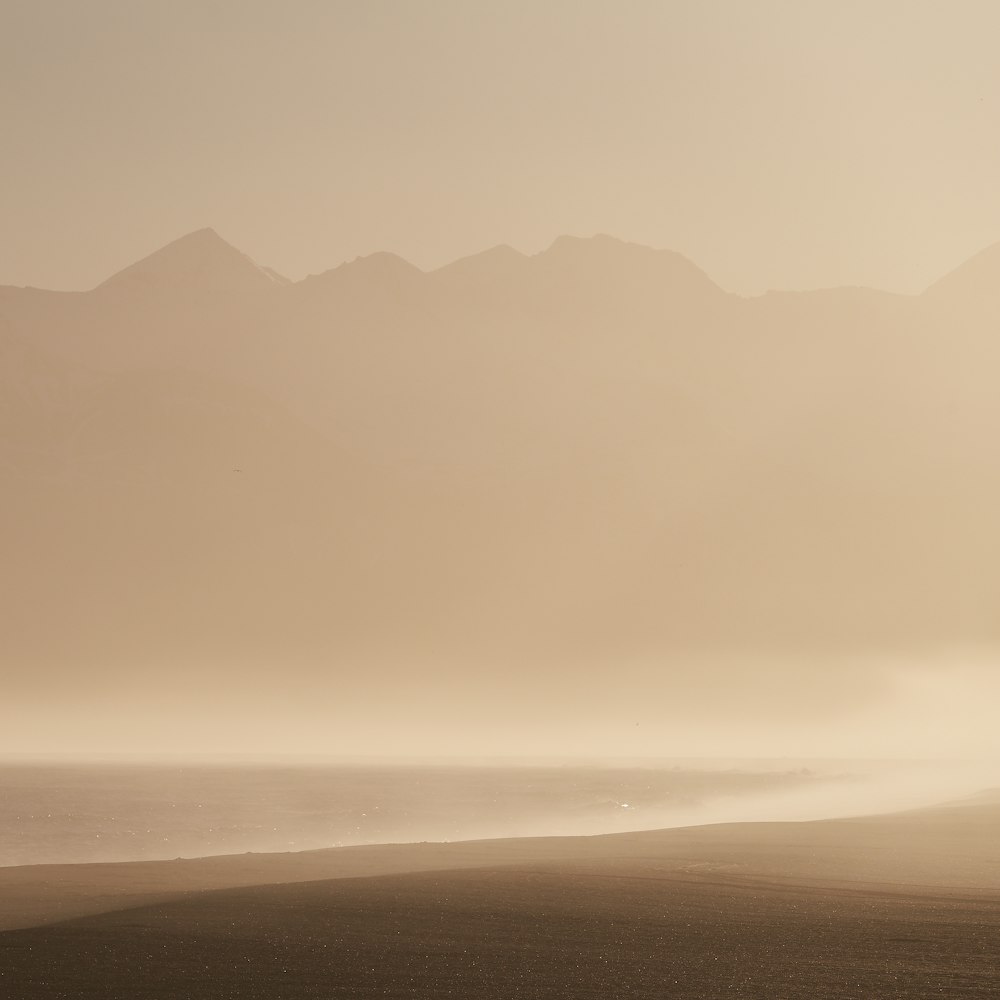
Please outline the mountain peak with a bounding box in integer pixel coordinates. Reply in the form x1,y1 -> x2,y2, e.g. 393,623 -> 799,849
543,233 -> 628,254
537,233 -> 724,296
96,228 -> 287,295
301,251 -> 423,291
173,226 -> 226,247
338,250 -> 423,277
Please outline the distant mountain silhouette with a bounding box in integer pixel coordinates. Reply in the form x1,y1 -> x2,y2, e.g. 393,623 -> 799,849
307,250 -> 423,285
536,233 -> 724,293
3,230 -> 1000,708
96,228 -> 287,297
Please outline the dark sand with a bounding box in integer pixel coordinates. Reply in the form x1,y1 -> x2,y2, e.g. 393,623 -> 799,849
2,796 -> 999,998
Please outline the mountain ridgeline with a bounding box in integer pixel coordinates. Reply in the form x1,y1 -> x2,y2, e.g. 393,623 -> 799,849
3,230 -> 999,696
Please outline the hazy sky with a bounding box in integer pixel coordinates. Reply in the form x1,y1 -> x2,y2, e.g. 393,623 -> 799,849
5,1 -> 1000,762
3,0 -> 1000,295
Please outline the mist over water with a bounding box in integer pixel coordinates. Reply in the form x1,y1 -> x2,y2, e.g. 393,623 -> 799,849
636,759 -> 1000,830
3,757 -> 996,869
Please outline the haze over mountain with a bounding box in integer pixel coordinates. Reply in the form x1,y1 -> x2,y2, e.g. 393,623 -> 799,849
3,230 -> 1000,757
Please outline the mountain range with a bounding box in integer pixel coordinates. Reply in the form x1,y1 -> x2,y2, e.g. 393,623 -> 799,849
3,229 -> 999,733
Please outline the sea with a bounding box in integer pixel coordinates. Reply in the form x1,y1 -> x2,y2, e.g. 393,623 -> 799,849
0,759 -> 831,868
